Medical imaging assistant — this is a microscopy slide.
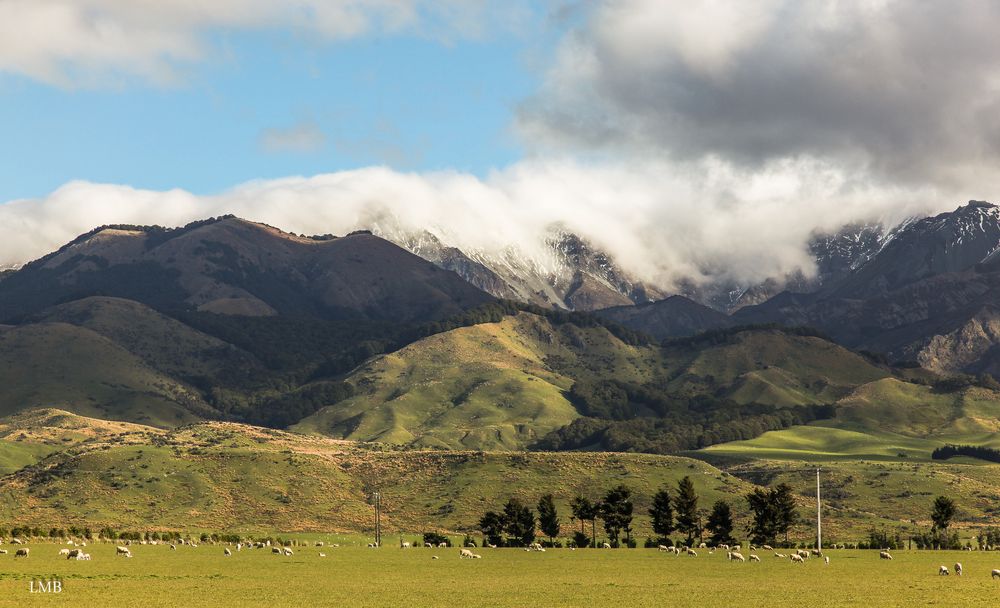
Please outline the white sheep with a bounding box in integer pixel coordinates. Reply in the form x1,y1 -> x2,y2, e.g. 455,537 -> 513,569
939,565 -> 949,576
790,554 -> 804,563
728,551 -> 745,562
879,551 -> 893,560
460,549 -> 475,559
749,554 -> 761,562
991,569 -> 1000,579
224,548 -> 232,556
955,562 -> 962,576
824,556 -> 830,565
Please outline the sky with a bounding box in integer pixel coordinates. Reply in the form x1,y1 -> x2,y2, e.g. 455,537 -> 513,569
2,1 -> 1000,289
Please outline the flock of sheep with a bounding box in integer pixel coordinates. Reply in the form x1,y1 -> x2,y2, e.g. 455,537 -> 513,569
5,534 -> 1000,581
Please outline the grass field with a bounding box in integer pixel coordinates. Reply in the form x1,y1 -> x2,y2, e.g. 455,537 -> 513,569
2,542 -> 999,607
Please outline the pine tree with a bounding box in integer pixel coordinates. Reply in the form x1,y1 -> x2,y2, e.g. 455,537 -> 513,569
502,498 -> 536,547
772,483 -> 800,542
600,485 -> 634,547
674,476 -> 701,544
706,500 -> 735,546
931,496 -> 956,532
479,511 -> 505,547
537,494 -> 560,545
649,487 -> 675,542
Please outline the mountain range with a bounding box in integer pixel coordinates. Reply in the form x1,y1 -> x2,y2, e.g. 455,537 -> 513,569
0,201 -> 999,456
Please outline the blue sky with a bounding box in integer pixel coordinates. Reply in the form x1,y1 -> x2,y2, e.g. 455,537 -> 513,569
0,18 -> 550,201
0,1 -> 992,282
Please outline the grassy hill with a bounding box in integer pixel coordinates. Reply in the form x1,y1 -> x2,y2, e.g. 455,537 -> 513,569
700,379 -> 1000,462
5,409 -> 1000,541
0,322 -> 212,427
0,409 -> 752,536
296,318 -> 894,451
293,312 -> 661,449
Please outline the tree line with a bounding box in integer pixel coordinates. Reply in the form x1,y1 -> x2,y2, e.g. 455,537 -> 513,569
477,477 -> 805,549
931,444 -> 1000,464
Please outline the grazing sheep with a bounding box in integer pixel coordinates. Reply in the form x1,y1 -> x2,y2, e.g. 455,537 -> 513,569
879,551 -> 893,560
728,551 -> 745,562
400,542 -> 411,549
749,555 -> 761,562
774,553 -> 787,558
790,554 -> 804,563
283,548 -> 293,556
762,545 -> 773,551
955,562 -> 962,576
15,548 -> 29,558
367,543 -> 379,548
170,544 -> 176,550
76,553 -> 91,560
602,542 -> 611,549
424,543 -> 433,548
59,548 -> 70,556
939,565 -> 949,576
116,546 -> 132,558
68,549 -> 82,559
460,549 -> 475,559
686,548 -> 697,557
439,542 -> 448,548
658,545 -> 669,552
472,554 -> 482,559
811,549 -> 822,557
319,553 -> 326,558
315,541 -> 324,547
10,538 -> 22,544
224,548 -> 232,556
487,544 -> 497,549
0,550 -> 6,554
698,542 -> 707,549
272,547 -> 282,554
431,556 -> 438,560
991,569 -> 1000,579
824,556 -> 830,565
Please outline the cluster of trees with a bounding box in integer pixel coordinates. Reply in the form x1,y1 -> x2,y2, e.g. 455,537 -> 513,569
931,444 -> 1000,463
663,324 -> 834,349
744,484 -> 800,545
646,476 -> 738,547
478,495 -> 561,548
0,526 -> 93,539
566,485 -> 635,548
536,394 -> 835,454
913,496 -> 960,550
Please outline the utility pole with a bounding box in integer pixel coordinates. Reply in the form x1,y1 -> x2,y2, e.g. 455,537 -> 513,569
373,491 -> 382,547
816,468 -> 822,551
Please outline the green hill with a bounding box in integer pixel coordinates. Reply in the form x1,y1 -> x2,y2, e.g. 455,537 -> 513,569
0,322 -> 212,427
295,317 -> 895,451
0,409 -> 752,535
701,379 -> 1000,462
4,409 -> 1000,541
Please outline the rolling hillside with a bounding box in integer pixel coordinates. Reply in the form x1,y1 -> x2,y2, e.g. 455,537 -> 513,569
296,316 -> 896,451
702,379 -> 1000,462
0,409 -> 752,535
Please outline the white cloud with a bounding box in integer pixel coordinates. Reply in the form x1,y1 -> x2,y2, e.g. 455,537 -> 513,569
0,0 -> 531,87
0,159 -> 948,291
518,0 -> 1000,191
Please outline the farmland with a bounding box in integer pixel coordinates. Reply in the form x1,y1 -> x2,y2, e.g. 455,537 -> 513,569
1,542 -> 999,607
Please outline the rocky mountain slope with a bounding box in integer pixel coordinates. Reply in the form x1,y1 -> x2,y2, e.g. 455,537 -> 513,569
736,201 -> 1000,374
